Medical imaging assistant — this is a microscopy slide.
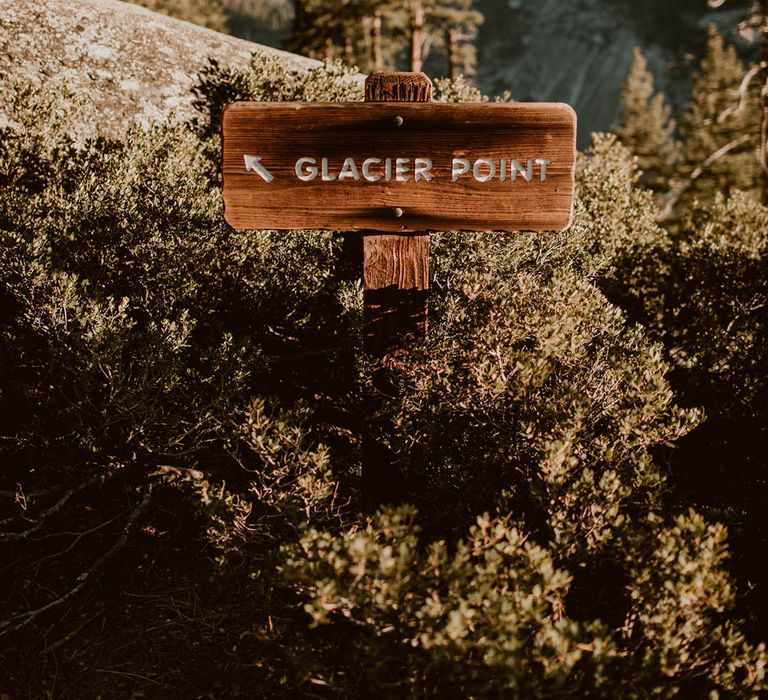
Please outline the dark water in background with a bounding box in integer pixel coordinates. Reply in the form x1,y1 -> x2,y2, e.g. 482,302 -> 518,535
230,0 -> 757,147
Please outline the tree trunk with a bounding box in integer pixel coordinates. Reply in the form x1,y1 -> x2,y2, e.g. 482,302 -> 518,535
372,8 -> 384,71
344,31 -> 354,66
410,0 -> 425,72
362,16 -> 373,69
446,27 -> 459,80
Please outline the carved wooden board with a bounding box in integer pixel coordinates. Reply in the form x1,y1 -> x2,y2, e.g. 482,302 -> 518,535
221,102 -> 576,232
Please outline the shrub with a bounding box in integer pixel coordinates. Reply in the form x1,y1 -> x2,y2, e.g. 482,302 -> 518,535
603,185 -> 768,639
191,53 -> 364,141
274,120 -> 765,697
1,69 -> 766,699
283,507 -> 622,697
0,80 -> 355,468
283,505 -> 767,697
610,190 -> 768,415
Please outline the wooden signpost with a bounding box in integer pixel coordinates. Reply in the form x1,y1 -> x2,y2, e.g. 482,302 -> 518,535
222,72 -> 576,504
222,98 -> 576,233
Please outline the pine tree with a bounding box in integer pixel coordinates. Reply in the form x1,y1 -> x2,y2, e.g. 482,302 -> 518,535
286,0 -> 408,72
616,48 -> 679,193
706,0 -> 768,204
433,0 -> 483,79
403,0 -> 482,75
286,0 -> 483,77
678,25 -> 761,209
284,0 -> 351,63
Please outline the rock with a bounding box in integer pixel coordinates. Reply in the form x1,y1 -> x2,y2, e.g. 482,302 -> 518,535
0,0 -> 327,137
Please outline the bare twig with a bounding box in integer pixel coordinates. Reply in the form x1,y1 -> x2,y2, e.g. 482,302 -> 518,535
656,134 -> 753,221
717,63 -> 764,123
0,468 -> 125,536
0,474 -> 105,534
0,487 -> 153,638
92,668 -> 167,688
31,512 -> 123,569
39,609 -> 104,655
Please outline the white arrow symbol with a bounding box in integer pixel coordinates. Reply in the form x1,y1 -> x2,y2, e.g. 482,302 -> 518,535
244,154 -> 274,183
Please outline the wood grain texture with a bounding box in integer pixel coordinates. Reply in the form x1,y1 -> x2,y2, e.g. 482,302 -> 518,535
362,71 -> 432,356
363,232 -> 430,290
364,71 -> 432,101
221,101 -> 577,233
363,232 -> 430,354
362,72 -> 431,506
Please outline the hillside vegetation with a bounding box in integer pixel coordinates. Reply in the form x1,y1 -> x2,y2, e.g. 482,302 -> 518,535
1,53 -> 767,698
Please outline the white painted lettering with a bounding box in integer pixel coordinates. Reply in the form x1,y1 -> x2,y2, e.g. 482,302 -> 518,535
292,155 -> 551,184
320,158 -> 336,181
535,158 -> 552,182
510,159 -> 534,182
338,157 -> 360,181
452,157 -> 470,181
414,158 -> 433,182
295,157 -> 317,182
362,158 -> 382,182
395,157 -> 411,182
473,158 -> 496,182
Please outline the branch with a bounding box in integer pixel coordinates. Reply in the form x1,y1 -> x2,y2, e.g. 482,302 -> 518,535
0,487 -> 152,638
31,512 -> 123,570
656,134 -> 753,222
0,483 -> 62,502
0,473 -> 107,535
717,62 -> 764,123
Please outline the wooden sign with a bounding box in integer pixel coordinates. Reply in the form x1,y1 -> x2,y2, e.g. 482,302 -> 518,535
220,72 -> 578,506
222,102 -> 576,233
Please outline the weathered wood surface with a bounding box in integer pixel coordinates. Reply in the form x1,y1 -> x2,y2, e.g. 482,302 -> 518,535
362,73 -> 432,356
364,71 -> 433,102
363,221 -> 431,356
361,72 -> 431,506
221,101 -> 576,233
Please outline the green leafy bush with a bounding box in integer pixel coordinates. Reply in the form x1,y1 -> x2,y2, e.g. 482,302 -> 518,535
283,507 -> 622,697
608,190 -> 768,415
192,53 -> 363,141
602,180 -> 768,642
284,506 -> 766,697
1,62 -> 766,699
275,128 -> 765,697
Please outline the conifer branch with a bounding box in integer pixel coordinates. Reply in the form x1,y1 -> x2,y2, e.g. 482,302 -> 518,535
657,134 -> 752,221
717,62 -> 764,123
